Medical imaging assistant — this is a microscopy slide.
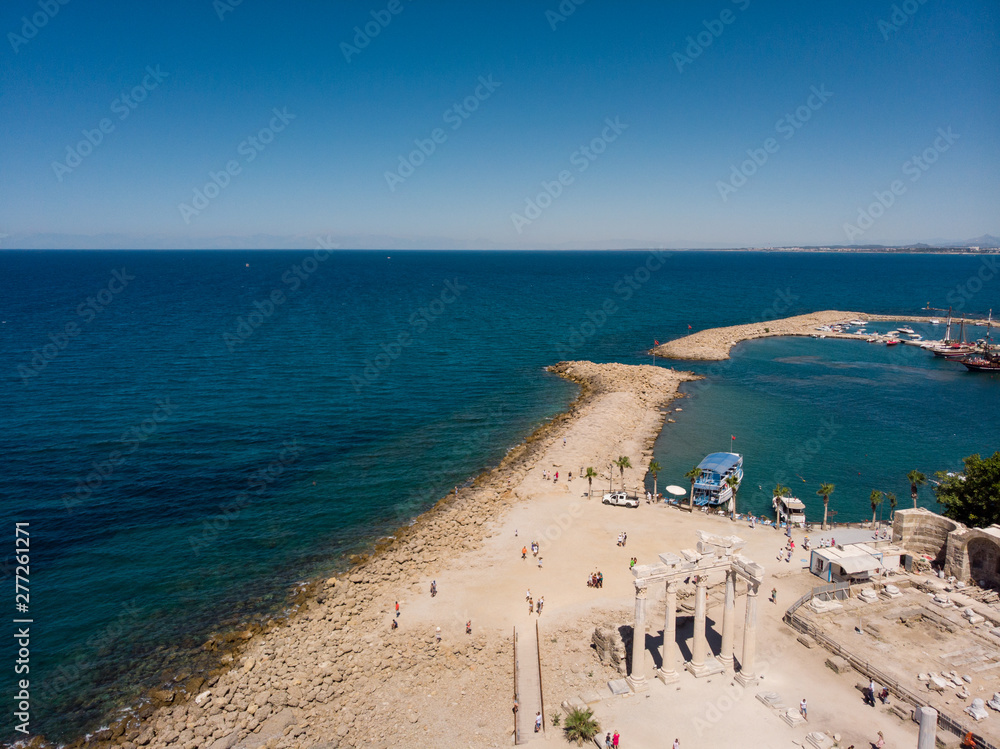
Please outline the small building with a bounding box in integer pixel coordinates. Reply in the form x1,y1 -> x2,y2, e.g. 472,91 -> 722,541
810,544 -> 883,583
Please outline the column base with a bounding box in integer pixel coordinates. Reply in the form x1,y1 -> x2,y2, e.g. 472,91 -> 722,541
717,655 -> 735,672
685,656 -> 725,678
626,674 -> 649,692
656,668 -> 680,684
735,671 -> 758,687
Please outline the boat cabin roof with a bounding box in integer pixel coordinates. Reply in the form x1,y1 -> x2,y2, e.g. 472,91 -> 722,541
697,452 -> 742,473
777,496 -> 806,510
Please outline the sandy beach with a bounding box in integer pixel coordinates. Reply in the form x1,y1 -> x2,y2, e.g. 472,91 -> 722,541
652,310 -> 967,361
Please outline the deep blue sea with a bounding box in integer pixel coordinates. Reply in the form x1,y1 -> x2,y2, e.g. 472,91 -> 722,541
2,250 -> 998,741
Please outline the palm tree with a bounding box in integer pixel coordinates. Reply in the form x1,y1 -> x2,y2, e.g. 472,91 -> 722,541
648,460 -> 661,503
684,465 -> 701,512
817,483 -> 835,531
773,484 -> 791,527
725,474 -> 740,520
887,492 -> 897,521
562,706 -> 600,746
585,466 -> 597,498
907,470 -> 927,509
615,456 -> 632,493
870,490 -> 883,527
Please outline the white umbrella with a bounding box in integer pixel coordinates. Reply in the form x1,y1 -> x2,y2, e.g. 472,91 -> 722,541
666,485 -> 686,497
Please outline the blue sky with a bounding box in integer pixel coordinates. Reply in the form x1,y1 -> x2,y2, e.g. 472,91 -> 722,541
0,0 -> 997,248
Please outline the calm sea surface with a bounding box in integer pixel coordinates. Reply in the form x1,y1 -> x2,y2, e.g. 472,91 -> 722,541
1,250 -> 997,740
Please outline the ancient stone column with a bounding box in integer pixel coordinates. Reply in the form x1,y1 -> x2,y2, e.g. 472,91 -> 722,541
917,706 -> 938,749
627,581 -> 649,692
719,569 -> 736,670
735,582 -> 759,686
657,579 -> 680,683
690,576 -> 708,669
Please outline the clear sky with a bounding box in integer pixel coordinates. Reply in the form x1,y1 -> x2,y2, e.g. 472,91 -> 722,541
0,0 -> 997,249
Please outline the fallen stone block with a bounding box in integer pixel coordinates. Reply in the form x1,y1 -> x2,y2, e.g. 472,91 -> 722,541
797,634 -> 815,649
825,656 -> 852,674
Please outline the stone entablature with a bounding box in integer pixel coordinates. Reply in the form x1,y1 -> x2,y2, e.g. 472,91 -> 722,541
626,531 -> 764,691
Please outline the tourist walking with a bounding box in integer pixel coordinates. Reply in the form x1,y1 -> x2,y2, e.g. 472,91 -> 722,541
466,620 -> 472,635
535,711 -> 542,732
771,587 -> 777,604
522,546 -> 527,559
874,730 -> 885,748
673,740 -> 680,749
395,601 -> 399,617
800,698 -> 807,720
528,597 -> 533,615
435,627 -> 441,642
605,732 -> 612,749
612,730 -> 620,747
430,580 -> 437,597
526,589 -> 531,602
537,556 -> 543,569
537,596 -> 544,615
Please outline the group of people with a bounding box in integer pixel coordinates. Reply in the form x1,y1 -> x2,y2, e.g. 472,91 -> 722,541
587,571 -> 604,588
603,730 -> 621,747
777,538 -> 795,563
522,541 -> 541,558
525,590 -> 544,615
616,531 -> 628,547
864,679 -> 890,707
628,557 -> 638,569
542,470 -> 559,481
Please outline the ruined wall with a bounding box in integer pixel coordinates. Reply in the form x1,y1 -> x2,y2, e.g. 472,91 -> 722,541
591,624 -> 627,674
947,528 -> 1000,585
893,508 -> 962,566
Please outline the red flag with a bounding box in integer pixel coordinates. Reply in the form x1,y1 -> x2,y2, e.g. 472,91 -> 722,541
654,339 -> 659,346
688,325 -> 692,329
731,435 -> 735,441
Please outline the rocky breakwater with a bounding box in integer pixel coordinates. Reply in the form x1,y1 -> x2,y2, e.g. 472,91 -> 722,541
49,360 -> 696,749
652,310 -> 946,361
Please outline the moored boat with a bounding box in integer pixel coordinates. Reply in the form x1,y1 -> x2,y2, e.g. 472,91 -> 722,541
773,495 -> 806,527
690,452 -> 743,509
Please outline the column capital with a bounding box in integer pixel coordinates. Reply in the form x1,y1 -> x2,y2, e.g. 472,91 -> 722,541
635,583 -> 648,599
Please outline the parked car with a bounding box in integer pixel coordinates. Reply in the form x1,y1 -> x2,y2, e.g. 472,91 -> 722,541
602,491 -> 638,508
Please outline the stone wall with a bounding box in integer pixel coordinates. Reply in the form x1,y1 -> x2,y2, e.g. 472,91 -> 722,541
948,528 -> 1000,585
893,508 -> 962,566
591,624 -> 626,674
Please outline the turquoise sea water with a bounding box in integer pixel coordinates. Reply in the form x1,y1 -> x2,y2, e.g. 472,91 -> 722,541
1,250 -> 997,741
